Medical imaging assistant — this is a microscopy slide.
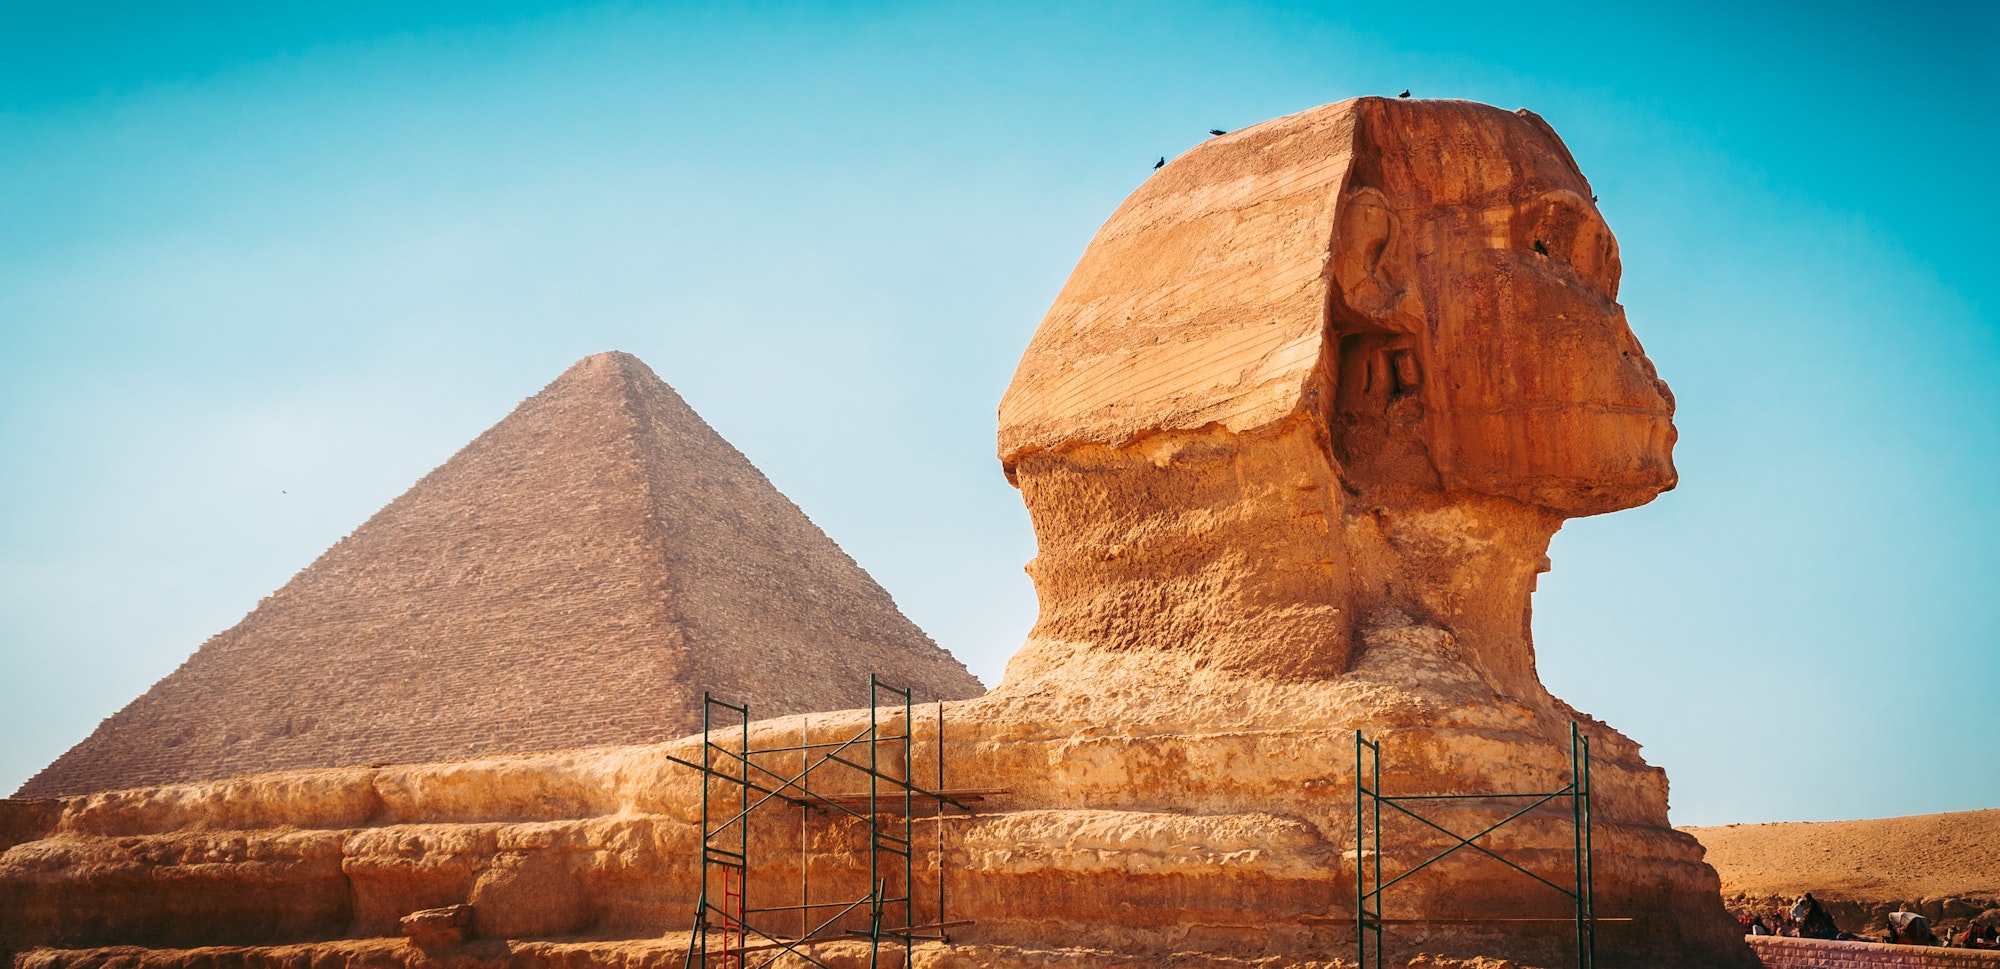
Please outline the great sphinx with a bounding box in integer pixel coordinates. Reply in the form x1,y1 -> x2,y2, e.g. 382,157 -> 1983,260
927,95 -> 1746,965
911,95 -> 1741,966
0,98 -> 1751,969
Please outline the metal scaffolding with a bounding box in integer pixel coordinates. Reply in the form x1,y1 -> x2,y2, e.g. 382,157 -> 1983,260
1353,722 -> 1598,969
675,675 -> 987,969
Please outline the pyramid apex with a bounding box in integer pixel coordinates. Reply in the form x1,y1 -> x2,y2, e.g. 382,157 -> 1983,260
543,351 -> 674,404
562,350 -> 654,380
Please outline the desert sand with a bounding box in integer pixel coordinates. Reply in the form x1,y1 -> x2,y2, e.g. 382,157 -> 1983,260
1685,810 -> 2000,934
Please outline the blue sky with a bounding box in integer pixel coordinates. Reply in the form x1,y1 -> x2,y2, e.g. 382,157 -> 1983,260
1,1 -> 1993,824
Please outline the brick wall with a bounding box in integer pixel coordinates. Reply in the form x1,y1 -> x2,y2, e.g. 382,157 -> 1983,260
1750,936 -> 2000,969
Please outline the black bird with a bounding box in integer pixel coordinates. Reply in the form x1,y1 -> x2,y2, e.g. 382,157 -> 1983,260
1155,156 -> 1166,170
1533,239 -> 1549,256
1591,195 -> 1599,203
1398,89 -> 1411,98
1209,128 -> 1227,136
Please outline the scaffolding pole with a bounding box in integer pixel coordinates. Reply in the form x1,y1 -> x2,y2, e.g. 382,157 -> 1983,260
1354,722 -> 1596,969
678,676 -> 988,969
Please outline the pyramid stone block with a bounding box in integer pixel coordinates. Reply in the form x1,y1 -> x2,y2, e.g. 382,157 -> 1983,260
18,351 -> 980,797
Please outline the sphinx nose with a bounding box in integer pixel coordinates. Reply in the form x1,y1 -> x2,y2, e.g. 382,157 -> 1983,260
1611,313 -> 1674,412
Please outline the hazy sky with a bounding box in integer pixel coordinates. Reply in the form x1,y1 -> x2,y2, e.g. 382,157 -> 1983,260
1,1 -> 1993,824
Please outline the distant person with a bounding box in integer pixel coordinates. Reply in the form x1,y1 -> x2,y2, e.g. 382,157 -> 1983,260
1790,894 -> 1843,941
1749,915 -> 1773,936
1888,911 -> 1937,946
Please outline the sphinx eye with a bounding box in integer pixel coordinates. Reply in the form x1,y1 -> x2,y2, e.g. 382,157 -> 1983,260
1528,200 -> 1587,262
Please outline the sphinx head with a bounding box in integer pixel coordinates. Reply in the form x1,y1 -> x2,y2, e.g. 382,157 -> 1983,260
995,98 -> 1676,690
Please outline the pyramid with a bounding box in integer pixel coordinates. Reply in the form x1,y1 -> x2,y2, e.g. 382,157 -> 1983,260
19,352 -> 982,797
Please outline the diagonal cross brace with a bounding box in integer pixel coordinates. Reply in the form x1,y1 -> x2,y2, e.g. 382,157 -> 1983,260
1365,787 -> 1579,900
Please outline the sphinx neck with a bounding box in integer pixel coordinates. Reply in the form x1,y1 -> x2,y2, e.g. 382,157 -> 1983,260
1341,488 -> 1563,699
994,419 -> 1563,700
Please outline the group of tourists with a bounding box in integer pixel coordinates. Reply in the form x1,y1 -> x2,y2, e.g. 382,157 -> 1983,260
1734,893 -> 1866,941
1881,911 -> 2000,950
1738,893 -> 2000,949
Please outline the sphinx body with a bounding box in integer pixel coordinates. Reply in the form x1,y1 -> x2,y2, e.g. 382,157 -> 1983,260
0,99 -> 1751,969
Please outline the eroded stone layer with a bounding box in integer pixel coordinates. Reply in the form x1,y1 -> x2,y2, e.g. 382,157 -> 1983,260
4,689 -> 1745,966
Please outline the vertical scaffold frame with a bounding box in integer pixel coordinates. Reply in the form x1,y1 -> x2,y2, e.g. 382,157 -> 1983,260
677,675 -> 986,969
1354,722 -> 1595,969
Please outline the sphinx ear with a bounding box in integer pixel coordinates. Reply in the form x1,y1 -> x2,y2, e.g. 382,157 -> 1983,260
1333,186 -> 1407,322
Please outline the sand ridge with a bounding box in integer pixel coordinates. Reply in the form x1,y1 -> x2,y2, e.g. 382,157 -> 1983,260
1684,808 -> 2000,901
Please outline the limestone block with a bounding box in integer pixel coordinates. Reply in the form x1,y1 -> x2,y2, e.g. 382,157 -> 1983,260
0,828 -> 349,949
342,824 -> 501,937
397,904 -> 472,950
468,848 -> 590,940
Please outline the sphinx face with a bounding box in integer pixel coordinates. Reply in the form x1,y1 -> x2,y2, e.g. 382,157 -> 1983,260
1412,132 -> 1679,516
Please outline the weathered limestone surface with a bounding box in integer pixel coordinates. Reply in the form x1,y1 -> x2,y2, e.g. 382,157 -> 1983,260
19,352 -> 981,798
6,98 -> 1749,969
